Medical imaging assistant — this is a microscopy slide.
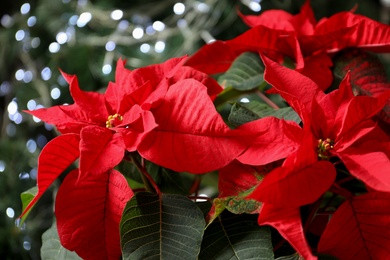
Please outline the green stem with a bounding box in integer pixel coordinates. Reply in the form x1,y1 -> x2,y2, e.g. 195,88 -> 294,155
128,153 -> 161,195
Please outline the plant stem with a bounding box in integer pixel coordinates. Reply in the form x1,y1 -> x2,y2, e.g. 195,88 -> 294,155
256,90 -> 279,109
128,153 -> 161,195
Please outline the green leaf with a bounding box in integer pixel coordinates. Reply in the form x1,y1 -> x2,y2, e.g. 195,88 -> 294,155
218,52 -> 266,91
41,221 -> 82,260
19,186 -> 38,225
120,192 -> 206,260
199,211 -> 274,260
229,101 -> 301,127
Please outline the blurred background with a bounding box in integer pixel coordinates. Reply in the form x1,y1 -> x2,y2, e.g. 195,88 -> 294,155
0,0 -> 388,259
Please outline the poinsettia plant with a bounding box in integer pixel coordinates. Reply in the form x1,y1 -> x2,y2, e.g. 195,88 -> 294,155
20,1 -> 390,259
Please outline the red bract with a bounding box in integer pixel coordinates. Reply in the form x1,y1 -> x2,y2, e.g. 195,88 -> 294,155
262,55 -> 390,192
248,55 -> 390,258
56,169 -> 133,260
186,0 -> 390,90
21,56 -> 254,215
318,192 -> 390,259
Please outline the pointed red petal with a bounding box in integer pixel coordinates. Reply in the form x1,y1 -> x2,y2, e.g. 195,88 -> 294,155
218,160 -> 266,197
336,137 -> 390,192
315,12 -> 390,53
138,79 -> 249,173
258,203 -> 316,259
61,71 -> 108,123
79,126 -> 124,176
318,192 -> 390,259
249,160 -> 335,207
236,117 -> 301,165
56,169 -> 133,260
289,0 -> 316,35
185,41 -> 244,74
299,53 -> 333,91
238,9 -> 294,30
336,89 -> 390,138
262,54 -> 324,111
20,134 -> 80,217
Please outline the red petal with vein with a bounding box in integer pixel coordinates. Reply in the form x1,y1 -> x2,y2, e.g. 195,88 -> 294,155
79,126 -> 124,176
236,117 -> 301,165
336,90 -> 390,138
299,53 -> 333,91
289,0 -> 316,35
249,160 -> 335,207
56,169 -> 133,260
138,79 -> 249,173
258,203 -> 316,260
20,134 -> 80,217
336,139 -> 390,192
318,192 -> 390,259
218,160 -> 272,197
185,41 -> 246,74
262,54 -> 324,111
24,106 -> 91,134
238,10 -> 294,30
315,12 -> 390,53
62,71 -> 108,123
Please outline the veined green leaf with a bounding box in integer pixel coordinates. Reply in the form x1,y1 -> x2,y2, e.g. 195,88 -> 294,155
199,211 -> 274,260
229,101 -> 301,127
41,221 -> 82,260
120,192 -> 205,260
218,52 -> 265,91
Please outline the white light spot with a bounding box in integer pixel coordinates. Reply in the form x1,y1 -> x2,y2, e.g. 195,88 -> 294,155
140,43 -> 150,53
117,20 -> 129,31
7,101 -> 18,115
50,87 -> 61,99
145,25 -> 155,35
111,10 -> 123,20
23,71 -> 33,83
49,42 -> 60,53
37,134 -> 47,148
249,1 -> 261,12
56,32 -> 68,44
57,75 -> 67,86
69,15 -> 78,26
15,69 -> 25,81
26,139 -> 37,153
44,123 -> 53,130
105,41 -> 116,51
196,194 -> 208,202
23,241 -> 31,251
152,21 -> 165,32
132,27 -> 144,39
0,161 -> 5,172
240,97 -> 250,103
21,3 -> 31,15
78,0 -> 87,7
173,3 -> 186,15
196,3 -> 210,13
154,41 -> 165,53
31,37 -> 40,48
15,30 -> 26,41
77,12 -> 92,27
102,64 -> 112,75
0,81 -> 11,96
177,19 -> 187,28
30,168 -> 37,179
27,99 -> 37,110
41,67 -> 52,81
6,208 -> 15,218
12,113 -> 23,124
32,116 -> 41,123
1,14 -> 14,28
27,16 -> 37,27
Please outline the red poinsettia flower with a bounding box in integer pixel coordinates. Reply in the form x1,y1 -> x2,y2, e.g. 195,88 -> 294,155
20,56 -> 261,258
247,55 -> 390,258
187,0 -> 390,90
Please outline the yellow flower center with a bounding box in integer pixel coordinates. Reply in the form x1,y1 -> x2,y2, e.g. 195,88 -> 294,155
317,138 -> 334,160
106,114 -> 123,128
